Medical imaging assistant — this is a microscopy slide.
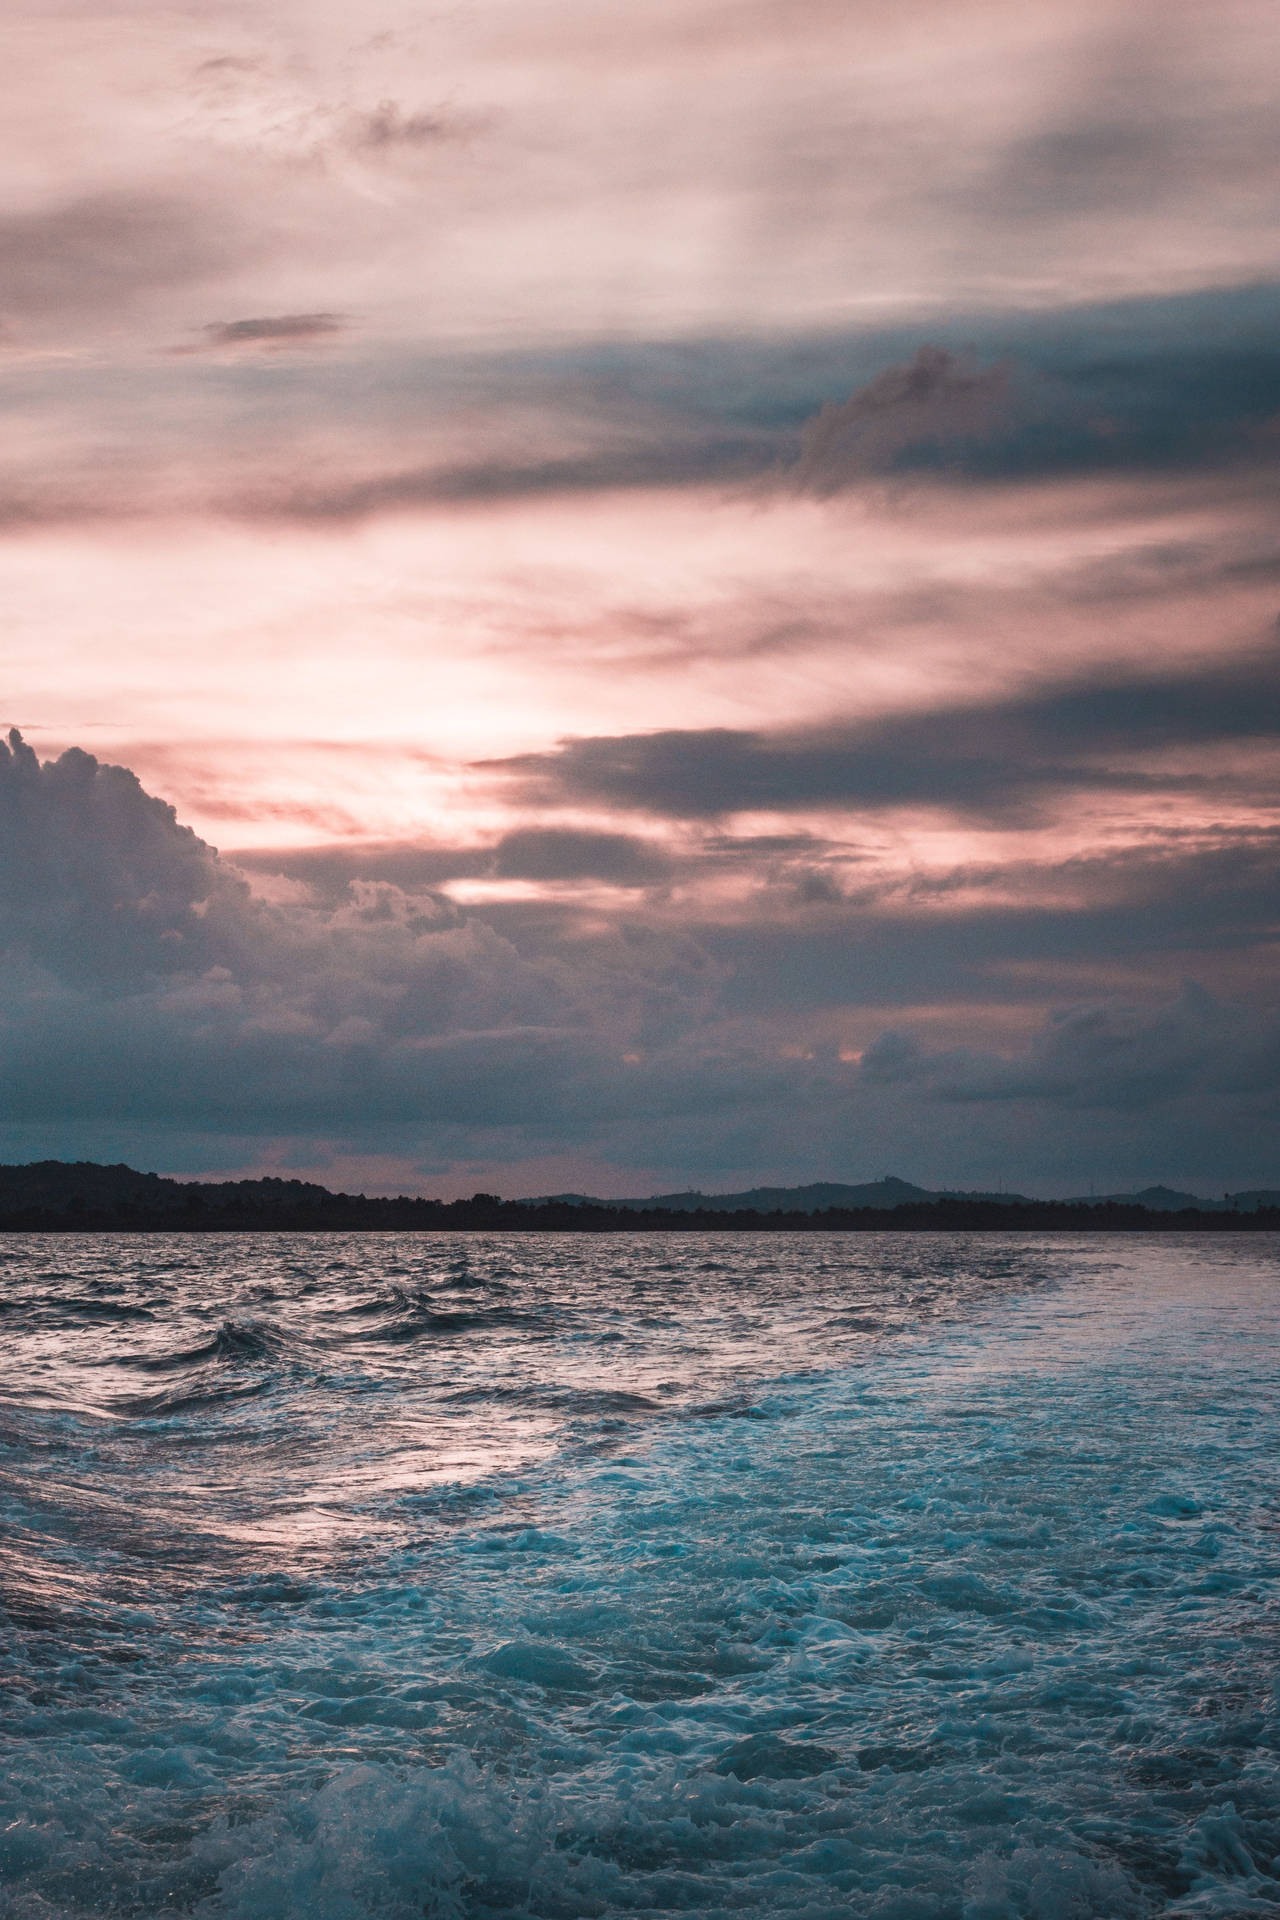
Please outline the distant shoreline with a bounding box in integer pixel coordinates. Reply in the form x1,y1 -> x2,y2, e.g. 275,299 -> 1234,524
3,1161 -> 1277,1233
3,1199 -> 1279,1234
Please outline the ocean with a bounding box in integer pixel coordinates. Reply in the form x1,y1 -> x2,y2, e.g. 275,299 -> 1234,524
1,1232 -> 1277,1918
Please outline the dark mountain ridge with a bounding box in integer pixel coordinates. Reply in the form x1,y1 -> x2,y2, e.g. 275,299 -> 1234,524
0,1161 -> 1277,1232
528,1175 -> 1280,1214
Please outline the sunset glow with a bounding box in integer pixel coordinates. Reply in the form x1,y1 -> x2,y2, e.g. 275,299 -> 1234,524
5,0 -> 1280,1196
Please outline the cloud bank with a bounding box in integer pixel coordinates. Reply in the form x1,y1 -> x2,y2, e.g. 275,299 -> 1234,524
4,731 -> 1279,1196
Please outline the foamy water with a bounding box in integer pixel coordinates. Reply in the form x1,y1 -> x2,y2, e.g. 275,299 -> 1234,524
1,1233 -> 1277,1916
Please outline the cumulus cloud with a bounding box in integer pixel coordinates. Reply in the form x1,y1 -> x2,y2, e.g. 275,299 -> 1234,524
0,729 -> 241,982
0,727 -> 546,1033
0,733 -> 718,1151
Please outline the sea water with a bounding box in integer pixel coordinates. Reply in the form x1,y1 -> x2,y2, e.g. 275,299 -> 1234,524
0,1232 -> 1277,1918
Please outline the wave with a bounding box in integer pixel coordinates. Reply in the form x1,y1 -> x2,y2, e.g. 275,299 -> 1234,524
333,1295 -> 555,1344
109,1376 -> 278,1419
127,1317 -> 285,1373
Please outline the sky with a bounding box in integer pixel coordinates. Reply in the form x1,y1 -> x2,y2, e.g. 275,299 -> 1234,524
4,0 -> 1280,1198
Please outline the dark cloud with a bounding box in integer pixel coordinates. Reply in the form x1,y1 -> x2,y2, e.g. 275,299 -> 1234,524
791,347 -> 1013,494
492,828 -> 672,886
698,834 -> 1280,1019
0,729 -> 243,983
0,193 -> 239,325
347,102 -> 452,150
240,432 -> 774,520
230,841 -> 491,901
231,827 -> 672,895
990,116 -> 1186,223
193,56 -> 258,78
195,313 -> 346,351
864,985 -> 1280,1115
858,1029 -> 921,1084
0,734 -> 710,1141
484,643 -> 1280,822
972,20 -> 1280,233
784,333 -> 1280,494
0,726 -> 545,999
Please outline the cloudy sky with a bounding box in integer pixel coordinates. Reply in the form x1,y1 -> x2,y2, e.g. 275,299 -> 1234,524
5,0 -> 1280,1197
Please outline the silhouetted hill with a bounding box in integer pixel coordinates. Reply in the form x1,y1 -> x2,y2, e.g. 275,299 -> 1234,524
527,1176 -> 1030,1212
1064,1185 -> 1280,1212
538,1176 -> 1280,1216
1069,1184 -> 1209,1211
0,1161 -> 1278,1233
0,1161 -> 339,1215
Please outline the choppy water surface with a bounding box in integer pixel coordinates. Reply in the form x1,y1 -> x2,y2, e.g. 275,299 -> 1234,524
1,1232 -> 1278,1918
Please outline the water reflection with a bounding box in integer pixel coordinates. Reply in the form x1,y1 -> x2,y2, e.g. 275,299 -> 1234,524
1,1231 -> 1052,1585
